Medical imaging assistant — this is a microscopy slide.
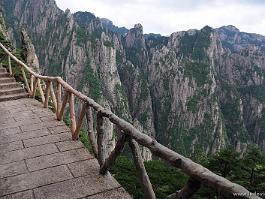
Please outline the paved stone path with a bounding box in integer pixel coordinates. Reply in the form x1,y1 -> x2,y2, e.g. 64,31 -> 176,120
0,98 -> 132,199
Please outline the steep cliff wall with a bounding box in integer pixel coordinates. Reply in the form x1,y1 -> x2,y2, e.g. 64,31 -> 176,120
1,0 -> 265,158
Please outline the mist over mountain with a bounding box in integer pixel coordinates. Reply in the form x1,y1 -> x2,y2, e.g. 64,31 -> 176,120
1,0 -> 265,160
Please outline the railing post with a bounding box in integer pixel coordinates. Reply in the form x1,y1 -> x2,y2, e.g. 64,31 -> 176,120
69,92 -> 76,135
37,79 -> 45,103
86,106 -> 98,157
97,111 -> 106,166
32,77 -> 38,98
58,92 -> 69,121
50,81 -> 57,111
44,81 -> 51,108
72,102 -> 86,140
8,55 -> 12,75
21,67 -> 31,94
56,82 -> 62,120
100,133 -> 127,175
30,74 -> 34,92
129,137 -> 156,199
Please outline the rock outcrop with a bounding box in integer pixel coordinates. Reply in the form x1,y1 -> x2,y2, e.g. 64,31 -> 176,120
21,28 -> 40,72
1,0 -> 265,159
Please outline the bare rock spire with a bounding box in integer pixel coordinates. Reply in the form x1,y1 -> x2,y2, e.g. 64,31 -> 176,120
21,28 -> 40,72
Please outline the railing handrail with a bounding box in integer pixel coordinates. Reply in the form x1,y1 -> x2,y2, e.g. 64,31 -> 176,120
0,42 -> 260,199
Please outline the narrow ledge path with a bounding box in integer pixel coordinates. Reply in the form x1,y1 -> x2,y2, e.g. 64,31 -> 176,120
0,98 -> 132,199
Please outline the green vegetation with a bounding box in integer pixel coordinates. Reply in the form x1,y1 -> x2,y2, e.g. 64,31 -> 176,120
63,114 -> 95,156
234,65 -> 265,103
0,28 -> 12,60
76,27 -> 97,48
162,74 -> 170,91
184,61 -> 211,87
180,26 -> 212,60
115,84 -> 130,120
186,96 -> 199,113
253,64 -> 265,77
125,43 -> 145,68
0,32 -> 12,54
190,113 -> 214,150
116,51 -> 123,65
153,96 -> 172,146
220,99 -> 249,142
103,40 -> 114,48
220,83 -> 250,143
0,28 -> 28,83
54,98 -> 265,199
139,111 -> 149,124
76,27 -> 88,46
79,129 -> 93,152
52,99 -> 265,199
79,62 -> 102,102
239,83 -> 265,103
110,156 -> 188,199
186,89 -> 208,113
205,147 -> 265,194
258,109 -> 265,140
77,126 -> 265,199
140,74 -> 149,100
169,113 -> 215,156
111,146 -> 265,199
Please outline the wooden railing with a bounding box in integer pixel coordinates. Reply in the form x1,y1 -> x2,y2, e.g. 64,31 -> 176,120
0,42 -> 261,199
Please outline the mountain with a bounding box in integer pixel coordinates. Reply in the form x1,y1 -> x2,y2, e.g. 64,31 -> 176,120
1,0 -> 265,159
100,18 -> 128,36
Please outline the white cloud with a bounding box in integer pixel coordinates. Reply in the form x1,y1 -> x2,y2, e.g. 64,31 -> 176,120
55,0 -> 265,36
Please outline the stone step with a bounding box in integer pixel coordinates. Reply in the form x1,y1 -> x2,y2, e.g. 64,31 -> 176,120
0,68 -> 7,73
0,77 -> 16,84
0,87 -> 25,96
0,82 -> 21,90
0,73 -> 10,78
0,92 -> 29,102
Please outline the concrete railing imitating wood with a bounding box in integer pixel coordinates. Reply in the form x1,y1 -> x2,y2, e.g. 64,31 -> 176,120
0,42 -> 261,199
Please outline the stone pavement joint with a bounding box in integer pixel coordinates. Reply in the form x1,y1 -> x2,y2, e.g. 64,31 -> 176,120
0,99 -> 132,199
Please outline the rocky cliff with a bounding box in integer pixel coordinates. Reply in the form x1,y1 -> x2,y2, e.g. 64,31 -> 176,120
1,0 -> 265,159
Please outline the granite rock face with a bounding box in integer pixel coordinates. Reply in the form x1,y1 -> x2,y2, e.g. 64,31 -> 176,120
21,28 -> 40,72
1,0 -> 265,158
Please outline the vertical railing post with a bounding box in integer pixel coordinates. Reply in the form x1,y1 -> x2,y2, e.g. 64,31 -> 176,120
86,106 -> 98,157
56,82 -> 62,120
58,92 -> 69,121
32,77 -> 38,98
8,55 -> 12,75
97,111 -> 106,166
44,81 -> 51,108
21,67 -> 31,94
100,133 -> 127,175
37,79 -> 45,103
69,92 -> 76,135
50,81 -> 57,111
129,138 -> 156,199
30,75 -> 34,92
73,102 -> 86,140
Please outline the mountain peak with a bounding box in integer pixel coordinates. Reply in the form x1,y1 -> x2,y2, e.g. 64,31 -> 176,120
134,23 -> 143,30
73,11 -> 96,28
220,25 -> 240,32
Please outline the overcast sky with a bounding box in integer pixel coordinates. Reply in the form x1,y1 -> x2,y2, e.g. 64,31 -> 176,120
55,0 -> 265,36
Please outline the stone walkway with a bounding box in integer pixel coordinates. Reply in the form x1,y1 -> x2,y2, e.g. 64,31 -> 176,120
0,98 -> 132,199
